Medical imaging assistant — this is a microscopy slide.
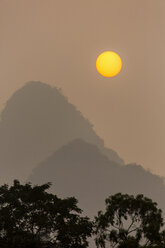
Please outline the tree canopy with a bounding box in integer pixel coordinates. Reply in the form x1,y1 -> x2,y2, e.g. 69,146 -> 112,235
94,193 -> 164,248
0,180 -> 93,248
0,180 -> 165,248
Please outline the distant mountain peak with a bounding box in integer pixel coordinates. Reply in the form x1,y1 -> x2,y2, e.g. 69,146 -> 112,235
0,81 -> 123,182
29,137 -> 165,219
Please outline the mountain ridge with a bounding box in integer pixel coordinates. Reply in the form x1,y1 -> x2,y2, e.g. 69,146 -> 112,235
29,138 -> 165,218
0,81 -> 123,183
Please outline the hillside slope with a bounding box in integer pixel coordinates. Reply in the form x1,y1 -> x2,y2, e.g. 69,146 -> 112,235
29,139 -> 165,217
0,81 -> 123,182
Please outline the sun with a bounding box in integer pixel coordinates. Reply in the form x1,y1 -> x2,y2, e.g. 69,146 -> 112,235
96,51 -> 122,77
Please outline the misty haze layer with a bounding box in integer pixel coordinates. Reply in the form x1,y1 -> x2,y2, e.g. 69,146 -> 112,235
0,81 -> 164,219
0,81 -> 123,183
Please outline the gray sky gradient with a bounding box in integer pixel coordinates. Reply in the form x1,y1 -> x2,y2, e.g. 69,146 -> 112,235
0,0 -> 165,176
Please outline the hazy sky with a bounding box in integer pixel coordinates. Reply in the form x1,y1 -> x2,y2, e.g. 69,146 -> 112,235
0,0 -> 165,176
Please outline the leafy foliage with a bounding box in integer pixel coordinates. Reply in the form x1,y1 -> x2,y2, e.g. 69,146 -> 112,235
94,193 -> 164,248
0,180 -> 165,248
0,180 -> 93,248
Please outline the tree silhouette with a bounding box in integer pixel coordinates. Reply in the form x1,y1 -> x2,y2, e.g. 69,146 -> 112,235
0,180 -> 93,248
94,193 -> 164,248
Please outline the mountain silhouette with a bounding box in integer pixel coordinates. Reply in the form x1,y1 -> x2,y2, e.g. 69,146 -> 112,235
29,138 -> 165,218
0,81 -> 123,182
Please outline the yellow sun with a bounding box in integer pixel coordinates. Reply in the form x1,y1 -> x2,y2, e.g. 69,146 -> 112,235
96,51 -> 122,77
